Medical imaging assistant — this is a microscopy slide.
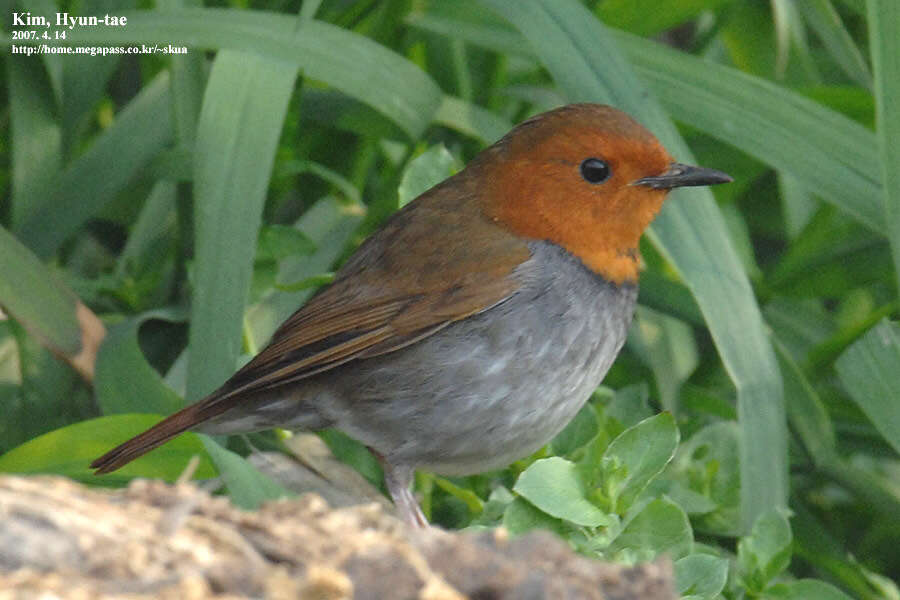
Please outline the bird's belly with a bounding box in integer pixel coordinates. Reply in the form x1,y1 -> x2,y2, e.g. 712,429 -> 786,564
323,249 -> 636,474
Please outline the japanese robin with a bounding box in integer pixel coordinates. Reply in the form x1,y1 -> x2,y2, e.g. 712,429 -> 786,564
92,104 -> 731,527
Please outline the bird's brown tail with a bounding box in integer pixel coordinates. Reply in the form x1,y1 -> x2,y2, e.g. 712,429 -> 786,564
91,398 -> 229,474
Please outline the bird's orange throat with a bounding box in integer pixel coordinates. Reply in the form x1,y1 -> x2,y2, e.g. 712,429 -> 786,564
481,160 -> 667,285
575,246 -> 643,285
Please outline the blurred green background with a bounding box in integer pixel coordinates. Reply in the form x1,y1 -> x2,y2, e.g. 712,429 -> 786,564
1,1 -> 898,598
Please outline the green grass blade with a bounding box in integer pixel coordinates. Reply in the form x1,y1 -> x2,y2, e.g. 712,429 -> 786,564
200,438 -> 290,509
15,73 -> 173,258
867,0 -> 900,289
596,0 -> 733,37
245,197 -> 364,349
481,0 -> 787,532
7,56 -> 61,229
170,48 -> 204,147
797,0 -> 873,90
186,50 -> 298,401
772,338 -> 837,463
0,225 -> 103,381
183,50 -> 298,506
95,308 -> 187,417
397,145 -> 458,208
612,31 -> 883,233
1,9 -> 443,139
407,4 -> 884,233
0,226 -> 79,351
434,95 -> 512,144
835,319 -> 900,454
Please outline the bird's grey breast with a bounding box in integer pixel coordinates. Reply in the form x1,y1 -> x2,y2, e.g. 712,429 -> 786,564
325,240 -> 638,474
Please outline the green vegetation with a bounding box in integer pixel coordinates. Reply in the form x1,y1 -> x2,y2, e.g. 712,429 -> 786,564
1,1 -> 898,597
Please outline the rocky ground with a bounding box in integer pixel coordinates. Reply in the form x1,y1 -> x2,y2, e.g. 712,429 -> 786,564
0,472 -> 674,599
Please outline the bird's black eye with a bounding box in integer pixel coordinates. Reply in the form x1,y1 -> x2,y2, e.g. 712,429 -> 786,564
580,158 -> 612,184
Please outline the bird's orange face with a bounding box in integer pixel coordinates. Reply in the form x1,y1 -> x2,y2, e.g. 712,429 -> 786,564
479,105 -> 682,284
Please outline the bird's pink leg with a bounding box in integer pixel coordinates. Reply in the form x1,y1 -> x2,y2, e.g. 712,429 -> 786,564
373,451 -> 428,528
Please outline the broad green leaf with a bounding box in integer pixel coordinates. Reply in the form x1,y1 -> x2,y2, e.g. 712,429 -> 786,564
2,9 -> 443,139
763,579 -> 854,600
186,50 -> 297,401
95,308 -> 187,416
867,0 -> 900,289
738,509 -> 794,593
0,226 -> 103,381
480,0 -> 786,532
397,145 -> 458,208
600,413 -> 679,513
835,319 -> 900,454
0,414 -> 216,485
607,497 -> 693,562
15,73 -> 174,258
502,496 -> 571,537
513,457 -> 612,527
200,438 -> 290,510
675,554 -> 729,598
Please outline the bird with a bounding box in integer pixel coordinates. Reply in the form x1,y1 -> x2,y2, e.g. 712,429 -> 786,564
91,103 -> 732,527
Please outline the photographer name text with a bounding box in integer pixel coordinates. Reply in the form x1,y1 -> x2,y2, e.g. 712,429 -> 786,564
13,12 -> 127,30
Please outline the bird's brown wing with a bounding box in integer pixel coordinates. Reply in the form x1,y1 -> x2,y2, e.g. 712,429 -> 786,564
220,184 -> 531,397
92,184 -> 532,473
220,261 -> 523,396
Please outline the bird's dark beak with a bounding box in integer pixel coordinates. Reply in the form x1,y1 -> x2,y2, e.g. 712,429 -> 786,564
632,162 -> 733,189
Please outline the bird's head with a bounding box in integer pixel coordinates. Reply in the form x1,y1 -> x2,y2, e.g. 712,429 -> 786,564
475,104 -> 732,284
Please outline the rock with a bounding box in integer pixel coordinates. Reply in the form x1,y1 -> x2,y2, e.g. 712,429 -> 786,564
0,476 -> 674,599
